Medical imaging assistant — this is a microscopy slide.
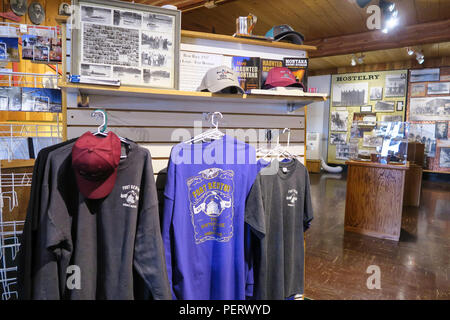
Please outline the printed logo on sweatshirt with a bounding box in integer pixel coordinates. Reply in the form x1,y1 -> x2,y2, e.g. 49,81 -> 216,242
120,185 -> 140,209
286,189 -> 298,207
187,168 -> 235,244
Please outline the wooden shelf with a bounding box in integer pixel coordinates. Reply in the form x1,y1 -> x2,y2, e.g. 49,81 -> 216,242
1,159 -> 35,169
181,30 -> 317,52
59,82 -> 326,110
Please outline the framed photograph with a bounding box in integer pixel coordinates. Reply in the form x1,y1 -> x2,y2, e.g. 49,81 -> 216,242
427,82 -> 450,95
361,105 -> 372,112
385,73 -> 407,97
410,68 -> 440,82
363,133 -> 383,148
439,147 -> 450,168
370,87 -> 383,100
330,111 -> 349,132
411,83 -> 426,97
332,82 -> 368,106
72,0 -> 181,89
330,132 -> 347,145
380,114 -> 402,123
440,67 -> 450,81
28,2 -> 45,25
396,101 -> 404,111
374,101 -> 395,112
10,0 -> 27,16
409,97 -> 450,121
435,122 -> 449,140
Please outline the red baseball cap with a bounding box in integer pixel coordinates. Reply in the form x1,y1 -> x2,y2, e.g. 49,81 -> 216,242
264,67 -> 305,89
72,131 -> 121,199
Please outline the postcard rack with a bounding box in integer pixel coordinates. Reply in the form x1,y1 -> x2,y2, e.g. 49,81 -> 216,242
0,123 -> 62,162
0,22 -> 60,38
0,70 -> 60,88
0,169 -> 32,300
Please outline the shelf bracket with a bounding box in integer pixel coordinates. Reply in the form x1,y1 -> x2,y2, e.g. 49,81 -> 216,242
286,100 -> 313,113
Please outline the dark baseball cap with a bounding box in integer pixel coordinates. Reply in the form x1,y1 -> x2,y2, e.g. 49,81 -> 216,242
265,25 -> 305,45
264,67 -> 305,89
72,131 -> 121,199
197,66 -> 245,94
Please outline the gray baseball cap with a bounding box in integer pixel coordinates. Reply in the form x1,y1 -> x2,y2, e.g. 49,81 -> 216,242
197,66 -> 245,94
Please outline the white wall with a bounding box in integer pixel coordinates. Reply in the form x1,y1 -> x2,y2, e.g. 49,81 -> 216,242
306,75 -> 331,160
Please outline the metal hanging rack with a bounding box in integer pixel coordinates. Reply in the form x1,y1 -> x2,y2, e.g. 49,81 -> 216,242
0,122 -> 62,162
0,165 -> 32,300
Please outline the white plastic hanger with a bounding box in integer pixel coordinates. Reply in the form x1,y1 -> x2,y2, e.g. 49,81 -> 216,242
184,112 -> 225,144
257,128 -> 295,162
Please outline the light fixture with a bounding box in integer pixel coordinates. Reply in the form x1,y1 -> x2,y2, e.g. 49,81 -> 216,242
380,0 -> 399,33
357,54 -> 365,64
407,48 -> 414,56
351,55 -> 357,66
415,51 -> 425,64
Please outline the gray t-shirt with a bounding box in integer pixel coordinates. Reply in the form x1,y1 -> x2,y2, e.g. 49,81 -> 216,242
245,159 -> 313,300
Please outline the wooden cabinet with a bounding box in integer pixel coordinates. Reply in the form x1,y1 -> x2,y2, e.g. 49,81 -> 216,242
344,161 -> 409,241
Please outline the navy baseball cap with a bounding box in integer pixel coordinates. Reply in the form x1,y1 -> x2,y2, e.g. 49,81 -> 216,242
265,25 -> 305,45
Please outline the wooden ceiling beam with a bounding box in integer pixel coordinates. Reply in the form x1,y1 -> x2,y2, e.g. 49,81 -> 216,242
306,19 -> 450,58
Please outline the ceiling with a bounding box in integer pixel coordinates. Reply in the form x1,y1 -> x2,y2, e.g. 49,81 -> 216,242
127,0 -> 450,72
176,0 -> 450,41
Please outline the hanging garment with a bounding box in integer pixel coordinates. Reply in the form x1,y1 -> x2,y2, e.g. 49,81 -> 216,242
27,133 -> 171,300
162,135 -> 263,300
17,138 -> 77,300
245,159 -> 313,300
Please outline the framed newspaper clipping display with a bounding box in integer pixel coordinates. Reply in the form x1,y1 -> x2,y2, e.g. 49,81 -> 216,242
71,0 -> 181,89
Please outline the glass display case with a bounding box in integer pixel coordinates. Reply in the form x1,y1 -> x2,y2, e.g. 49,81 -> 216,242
348,121 -> 409,165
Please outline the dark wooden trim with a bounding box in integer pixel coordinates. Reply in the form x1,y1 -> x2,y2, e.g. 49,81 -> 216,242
306,19 -> 450,58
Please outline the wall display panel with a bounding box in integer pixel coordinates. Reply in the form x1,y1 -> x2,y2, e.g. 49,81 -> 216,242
407,67 -> 450,173
71,0 -> 181,89
327,70 -> 407,164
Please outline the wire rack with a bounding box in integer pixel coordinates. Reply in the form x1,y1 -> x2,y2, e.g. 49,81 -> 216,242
0,71 -> 60,88
0,123 -> 62,162
0,170 -> 31,300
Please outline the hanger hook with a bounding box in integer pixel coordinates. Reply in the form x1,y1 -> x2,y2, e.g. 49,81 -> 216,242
283,128 -> 291,148
91,109 -> 107,133
211,112 -> 223,129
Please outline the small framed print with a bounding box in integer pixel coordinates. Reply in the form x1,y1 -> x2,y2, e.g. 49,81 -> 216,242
397,101 -> 404,111
361,105 -> 372,112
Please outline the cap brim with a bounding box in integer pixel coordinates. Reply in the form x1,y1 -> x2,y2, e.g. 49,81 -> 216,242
208,82 -> 245,94
275,32 -> 304,44
75,168 -> 118,200
264,80 -> 304,89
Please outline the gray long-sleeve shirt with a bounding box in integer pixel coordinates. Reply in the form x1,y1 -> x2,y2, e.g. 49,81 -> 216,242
245,159 -> 313,300
32,141 -> 171,300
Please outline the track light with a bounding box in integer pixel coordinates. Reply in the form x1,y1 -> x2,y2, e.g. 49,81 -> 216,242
357,54 -> 365,64
351,55 -> 357,66
415,51 -> 425,64
407,48 -> 414,56
380,0 -> 399,33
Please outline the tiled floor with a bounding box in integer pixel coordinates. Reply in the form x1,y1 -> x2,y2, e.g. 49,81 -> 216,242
304,172 -> 450,300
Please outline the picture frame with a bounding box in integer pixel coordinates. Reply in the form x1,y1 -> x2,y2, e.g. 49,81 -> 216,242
410,83 -> 426,97
427,82 -> 450,95
71,0 -> 181,89
396,101 -> 404,111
